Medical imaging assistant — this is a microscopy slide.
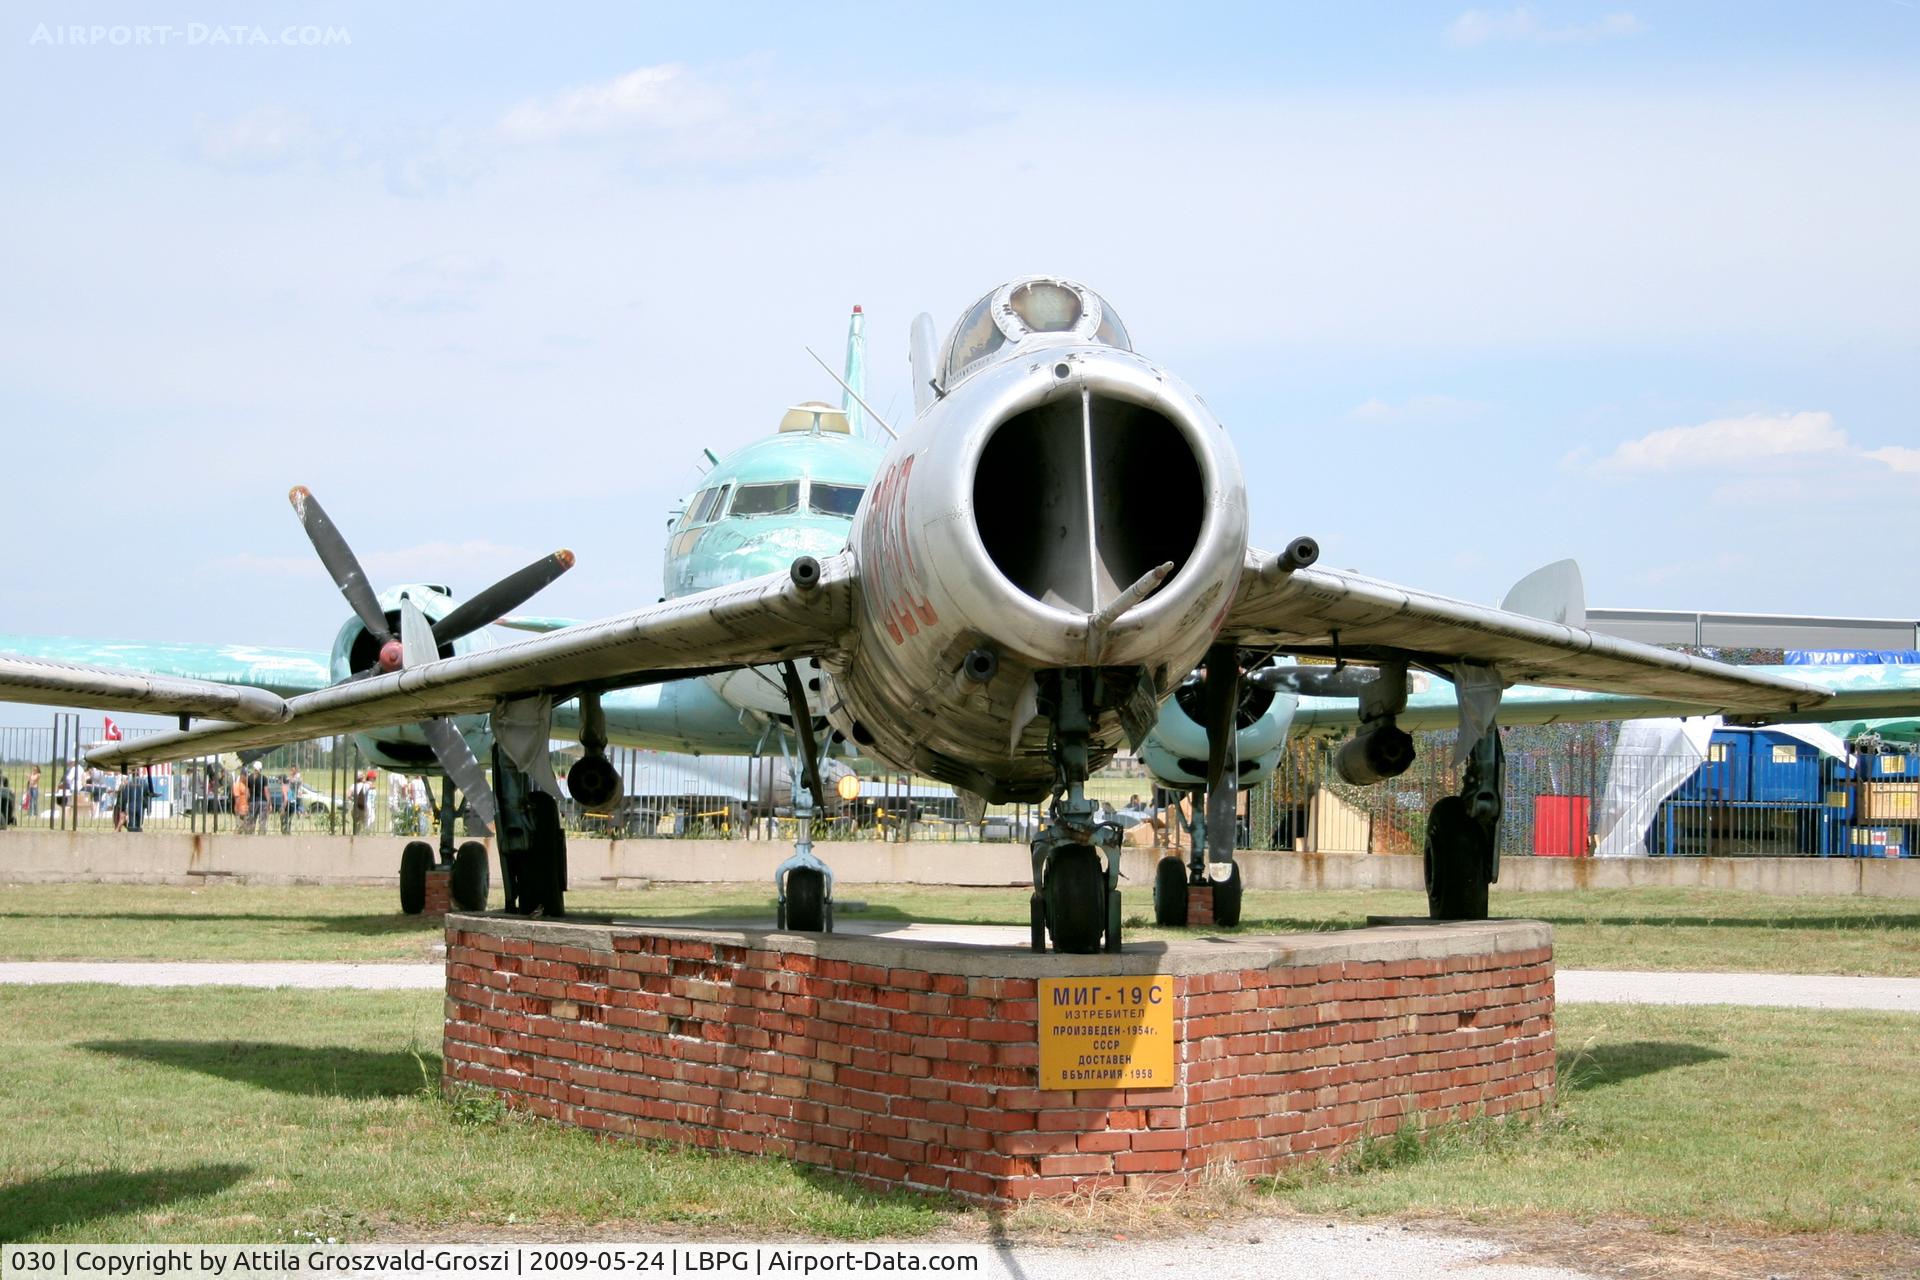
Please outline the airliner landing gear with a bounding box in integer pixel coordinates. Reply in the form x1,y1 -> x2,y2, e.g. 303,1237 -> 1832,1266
1029,671 -> 1124,955
1425,727 -> 1504,920
773,659 -> 834,934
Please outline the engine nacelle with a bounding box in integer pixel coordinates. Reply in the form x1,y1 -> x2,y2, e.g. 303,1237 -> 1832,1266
1334,719 -> 1416,786
1136,675 -> 1295,792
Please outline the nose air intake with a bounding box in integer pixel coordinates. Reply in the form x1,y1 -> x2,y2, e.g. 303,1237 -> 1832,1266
972,392 -> 1204,613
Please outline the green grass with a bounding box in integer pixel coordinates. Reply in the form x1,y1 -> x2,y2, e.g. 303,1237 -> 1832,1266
0,986 -> 946,1243
0,987 -> 1914,1242
1265,1004 -> 1920,1237
2,881 -> 1916,975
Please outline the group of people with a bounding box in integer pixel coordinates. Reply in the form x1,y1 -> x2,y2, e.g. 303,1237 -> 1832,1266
215,761 -> 307,834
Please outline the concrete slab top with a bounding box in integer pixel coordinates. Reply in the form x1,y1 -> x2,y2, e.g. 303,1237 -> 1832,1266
445,911 -> 1551,978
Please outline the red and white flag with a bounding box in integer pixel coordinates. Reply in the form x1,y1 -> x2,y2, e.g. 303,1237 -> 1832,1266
102,717 -> 122,741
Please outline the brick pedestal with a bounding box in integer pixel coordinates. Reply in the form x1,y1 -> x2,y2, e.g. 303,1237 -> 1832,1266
443,916 -> 1553,1202
1185,884 -> 1214,926
423,867 -> 451,918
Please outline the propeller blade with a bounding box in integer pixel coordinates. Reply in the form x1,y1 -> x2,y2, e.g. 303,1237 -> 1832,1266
1201,643 -> 1241,863
432,550 -> 576,647
398,595 -> 438,668
419,717 -> 497,832
288,487 -> 391,644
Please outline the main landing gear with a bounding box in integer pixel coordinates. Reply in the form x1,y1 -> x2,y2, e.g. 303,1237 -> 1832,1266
1151,790 -> 1243,928
398,774 -> 491,915
774,659 -> 834,934
1425,726 -> 1504,920
1029,671 -> 1125,955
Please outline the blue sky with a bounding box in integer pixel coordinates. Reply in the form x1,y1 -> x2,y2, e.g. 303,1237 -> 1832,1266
3,1 -> 1917,694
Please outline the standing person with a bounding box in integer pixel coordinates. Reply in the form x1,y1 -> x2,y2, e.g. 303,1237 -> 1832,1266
116,771 -> 148,833
283,765 -> 304,834
230,767 -> 251,832
0,774 -> 15,829
246,762 -> 268,834
24,766 -> 40,820
350,768 -> 376,835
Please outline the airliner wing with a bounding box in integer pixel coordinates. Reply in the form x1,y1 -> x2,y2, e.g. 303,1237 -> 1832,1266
89,554 -> 856,767
0,654 -> 292,724
1225,549 -> 1832,715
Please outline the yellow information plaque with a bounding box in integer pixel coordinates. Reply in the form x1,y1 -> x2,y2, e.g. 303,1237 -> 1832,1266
1037,975 -> 1175,1090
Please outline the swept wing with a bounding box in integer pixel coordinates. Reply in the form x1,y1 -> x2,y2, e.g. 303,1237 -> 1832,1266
1226,549 -> 1832,715
88,556 -> 854,767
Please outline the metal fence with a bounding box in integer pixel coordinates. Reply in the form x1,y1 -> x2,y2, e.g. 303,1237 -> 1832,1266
5,717 -> 1904,858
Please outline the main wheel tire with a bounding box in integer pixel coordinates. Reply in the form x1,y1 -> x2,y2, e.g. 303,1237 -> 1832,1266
1211,860 -> 1244,927
1043,845 -> 1107,955
1029,893 -> 1047,952
1426,795 -> 1492,920
450,840 -> 490,911
399,841 -> 432,915
1153,856 -> 1189,926
785,867 -> 827,932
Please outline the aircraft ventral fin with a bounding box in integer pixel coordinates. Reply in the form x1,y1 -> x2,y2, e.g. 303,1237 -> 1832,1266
87,555 -> 859,768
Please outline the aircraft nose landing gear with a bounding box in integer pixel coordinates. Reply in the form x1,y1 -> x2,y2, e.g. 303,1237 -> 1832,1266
1028,671 -> 1124,955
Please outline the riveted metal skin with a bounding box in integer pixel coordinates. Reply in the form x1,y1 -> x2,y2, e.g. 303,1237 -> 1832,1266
822,338 -> 1249,801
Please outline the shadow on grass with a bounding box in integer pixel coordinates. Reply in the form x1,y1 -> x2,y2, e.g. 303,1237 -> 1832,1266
0,1163 -> 249,1241
81,1039 -> 439,1099
0,910 -> 433,938
1558,1039 -> 1728,1094
1515,912 -> 1920,932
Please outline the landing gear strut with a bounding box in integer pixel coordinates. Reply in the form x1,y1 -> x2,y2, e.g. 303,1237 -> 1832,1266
493,743 -> 566,917
1425,726 -> 1504,920
1029,671 -> 1124,954
1152,789 -> 1243,928
773,659 -> 834,934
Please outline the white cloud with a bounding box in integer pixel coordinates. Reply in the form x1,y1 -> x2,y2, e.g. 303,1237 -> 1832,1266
1447,7 -> 1646,47
1592,411 -> 1849,473
1348,393 -> 1485,424
1866,445 -> 1920,474
194,107 -> 321,171
499,64 -> 727,142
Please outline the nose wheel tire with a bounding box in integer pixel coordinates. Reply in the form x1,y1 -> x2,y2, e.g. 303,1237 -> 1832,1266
1152,855 -> 1189,926
1425,795 -> 1492,920
783,866 -> 828,933
1210,860 -> 1244,927
398,841 -> 432,915
1043,845 -> 1109,955
451,840 -> 490,911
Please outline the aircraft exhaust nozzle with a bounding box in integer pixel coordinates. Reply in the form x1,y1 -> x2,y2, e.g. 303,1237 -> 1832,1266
924,349 -> 1247,670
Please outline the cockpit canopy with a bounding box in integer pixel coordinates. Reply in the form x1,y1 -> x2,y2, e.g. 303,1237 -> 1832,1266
940,276 -> 1131,390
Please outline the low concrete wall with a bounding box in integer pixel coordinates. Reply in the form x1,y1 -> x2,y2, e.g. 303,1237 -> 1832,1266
3,829 -> 1915,899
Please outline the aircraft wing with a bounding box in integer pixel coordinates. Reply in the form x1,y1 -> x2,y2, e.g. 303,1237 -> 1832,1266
88,554 -> 856,767
0,654 -> 292,724
1225,549 -> 1832,715
1290,662 -> 1920,734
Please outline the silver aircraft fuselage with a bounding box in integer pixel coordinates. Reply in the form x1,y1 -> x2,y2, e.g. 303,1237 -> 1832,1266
824,333 -> 1249,800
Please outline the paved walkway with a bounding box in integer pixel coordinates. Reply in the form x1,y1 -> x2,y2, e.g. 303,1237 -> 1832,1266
2,958 -> 1917,1011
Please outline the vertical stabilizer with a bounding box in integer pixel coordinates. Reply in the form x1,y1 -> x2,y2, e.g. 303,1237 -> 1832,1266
909,313 -> 939,416
842,306 -> 869,440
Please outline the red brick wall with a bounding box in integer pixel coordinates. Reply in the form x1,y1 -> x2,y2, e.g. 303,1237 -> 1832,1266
442,919 -> 1554,1202
423,868 -> 451,918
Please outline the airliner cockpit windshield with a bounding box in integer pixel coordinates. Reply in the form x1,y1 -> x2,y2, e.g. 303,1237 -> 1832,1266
939,277 -> 1132,389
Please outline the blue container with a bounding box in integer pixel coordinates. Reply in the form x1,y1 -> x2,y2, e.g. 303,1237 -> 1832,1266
1748,731 -> 1825,804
